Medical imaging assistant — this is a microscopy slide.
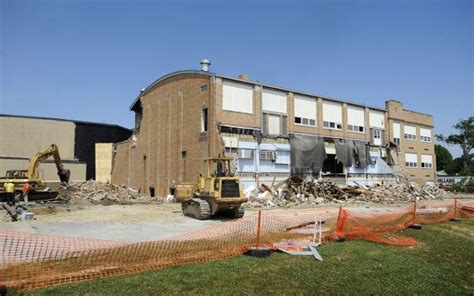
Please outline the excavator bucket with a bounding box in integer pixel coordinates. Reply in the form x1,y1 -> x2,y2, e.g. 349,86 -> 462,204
58,169 -> 70,184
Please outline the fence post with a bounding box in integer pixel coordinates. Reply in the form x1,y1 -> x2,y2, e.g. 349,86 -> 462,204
450,198 -> 462,222
408,200 -> 422,229
256,210 -> 262,249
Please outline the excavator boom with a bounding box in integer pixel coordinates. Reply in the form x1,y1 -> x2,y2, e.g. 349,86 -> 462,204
26,144 -> 70,184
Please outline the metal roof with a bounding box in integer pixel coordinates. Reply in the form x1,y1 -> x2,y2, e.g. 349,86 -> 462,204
128,70 -> 387,112
0,113 -> 131,130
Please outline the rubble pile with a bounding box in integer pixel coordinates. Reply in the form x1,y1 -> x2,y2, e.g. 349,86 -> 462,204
58,180 -> 163,204
244,176 -> 449,208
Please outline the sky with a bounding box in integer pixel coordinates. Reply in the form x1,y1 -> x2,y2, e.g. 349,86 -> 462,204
1,0 -> 472,157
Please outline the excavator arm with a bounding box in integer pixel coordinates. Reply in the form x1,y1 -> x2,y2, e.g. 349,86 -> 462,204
26,144 -> 70,184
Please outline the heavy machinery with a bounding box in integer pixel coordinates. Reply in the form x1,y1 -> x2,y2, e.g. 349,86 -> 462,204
181,157 -> 248,220
0,144 -> 70,202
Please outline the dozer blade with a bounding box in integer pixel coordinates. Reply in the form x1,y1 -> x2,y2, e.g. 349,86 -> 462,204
182,198 -> 211,220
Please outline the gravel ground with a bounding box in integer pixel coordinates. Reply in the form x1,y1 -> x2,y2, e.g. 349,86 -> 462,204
1,198 -> 472,242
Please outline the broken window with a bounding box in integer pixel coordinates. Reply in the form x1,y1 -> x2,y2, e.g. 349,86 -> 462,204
201,108 -> 208,132
322,154 -> 344,174
263,113 -> 288,136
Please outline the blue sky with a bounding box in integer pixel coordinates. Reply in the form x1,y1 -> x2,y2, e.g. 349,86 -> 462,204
1,0 -> 472,157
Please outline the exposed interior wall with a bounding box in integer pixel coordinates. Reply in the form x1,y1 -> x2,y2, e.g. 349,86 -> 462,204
0,116 -> 75,159
95,143 -> 114,182
75,123 -> 132,180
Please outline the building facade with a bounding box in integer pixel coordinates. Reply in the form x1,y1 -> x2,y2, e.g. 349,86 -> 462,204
0,114 -> 132,185
111,64 -> 436,196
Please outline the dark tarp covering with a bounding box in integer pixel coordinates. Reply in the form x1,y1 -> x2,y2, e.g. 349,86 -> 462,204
290,135 -> 327,177
353,140 -> 369,168
334,139 -> 354,167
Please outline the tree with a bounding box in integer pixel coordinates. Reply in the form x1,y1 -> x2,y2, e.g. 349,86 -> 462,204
435,144 -> 452,171
445,157 -> 464,175
437,116 -> 474,175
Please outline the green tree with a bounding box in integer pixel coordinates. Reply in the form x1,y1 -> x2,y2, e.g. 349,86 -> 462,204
445,157 -> 464,175
434,144 -> 452,171
437,117 -> 474,175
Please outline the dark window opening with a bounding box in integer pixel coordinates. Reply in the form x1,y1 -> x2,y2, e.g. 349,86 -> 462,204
322,154 -> 344,174
149,187 -> 155,197
181,150 -> 187,158
295,117 -> 302,124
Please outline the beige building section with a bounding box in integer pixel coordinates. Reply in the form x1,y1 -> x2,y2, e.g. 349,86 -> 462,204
0,159 -> 86,185
95,143 -> 114,182
386,100 -> 436,185
0,117 -> 75,159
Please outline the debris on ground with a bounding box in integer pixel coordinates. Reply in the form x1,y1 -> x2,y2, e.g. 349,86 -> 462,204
58,180 -> 163,204
244,175 -> 450,208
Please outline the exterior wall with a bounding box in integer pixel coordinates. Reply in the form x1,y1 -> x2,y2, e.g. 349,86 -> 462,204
112,74 -> 212,196
386,100 -> 436,185
0,158 -> 86,184
0,116 -> 75,159
95,143 -> 114,182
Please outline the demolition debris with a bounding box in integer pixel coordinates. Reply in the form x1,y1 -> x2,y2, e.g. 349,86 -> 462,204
244,176 -> 450,208
58,180 -> 163,204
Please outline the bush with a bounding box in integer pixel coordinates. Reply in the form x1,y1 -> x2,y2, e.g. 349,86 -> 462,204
450,177 -> 474,193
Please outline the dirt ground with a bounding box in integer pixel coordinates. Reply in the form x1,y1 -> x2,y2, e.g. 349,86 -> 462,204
1,197 -> 472,242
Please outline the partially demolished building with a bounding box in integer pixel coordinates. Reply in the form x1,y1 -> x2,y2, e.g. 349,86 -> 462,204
111,60 -> 436,196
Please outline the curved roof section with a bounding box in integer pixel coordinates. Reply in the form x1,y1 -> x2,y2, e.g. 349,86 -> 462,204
129,70 -> 213,111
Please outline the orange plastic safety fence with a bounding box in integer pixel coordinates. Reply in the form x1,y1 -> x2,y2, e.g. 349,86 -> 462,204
0,201 -> 472,291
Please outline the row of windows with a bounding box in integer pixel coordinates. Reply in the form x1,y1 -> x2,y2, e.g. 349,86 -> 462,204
405,161 -> 418,168
404,133 -> 416,140
294,117 -> 316,127
420,136 -> 431,142
421,162 -> 433,168
323,121 -> 343,130
348,125 -> 365,133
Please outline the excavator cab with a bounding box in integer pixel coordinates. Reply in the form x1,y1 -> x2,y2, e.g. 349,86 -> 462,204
182,156 -> 248,220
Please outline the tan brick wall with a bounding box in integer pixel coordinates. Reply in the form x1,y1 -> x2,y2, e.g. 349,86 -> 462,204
386,100 -> 436,185
111,73 -> 211,196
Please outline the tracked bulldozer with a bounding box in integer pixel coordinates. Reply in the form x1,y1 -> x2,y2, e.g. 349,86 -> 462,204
181,157 -> 248,220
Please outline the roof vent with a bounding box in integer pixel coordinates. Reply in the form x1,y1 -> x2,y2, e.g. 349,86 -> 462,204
238,74 -> 249,81
200,59 -> 211,72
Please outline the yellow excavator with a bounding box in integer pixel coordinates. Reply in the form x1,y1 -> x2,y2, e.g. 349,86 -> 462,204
180,157 -> 248,220
0,144 -> 70,201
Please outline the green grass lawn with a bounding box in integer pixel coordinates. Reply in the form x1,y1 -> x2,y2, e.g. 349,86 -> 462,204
10,219 -> 474,296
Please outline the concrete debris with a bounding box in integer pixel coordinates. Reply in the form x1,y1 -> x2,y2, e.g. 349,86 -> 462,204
58,180 -> 163,204
244,176 -> 449,208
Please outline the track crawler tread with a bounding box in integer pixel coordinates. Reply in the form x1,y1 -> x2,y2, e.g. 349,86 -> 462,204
182,198 -> 211,220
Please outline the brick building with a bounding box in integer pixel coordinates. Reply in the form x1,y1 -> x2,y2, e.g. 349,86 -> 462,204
111,61 -> 436,196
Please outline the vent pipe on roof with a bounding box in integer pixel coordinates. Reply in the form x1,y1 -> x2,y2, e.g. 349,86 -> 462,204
200,59 -> 211,72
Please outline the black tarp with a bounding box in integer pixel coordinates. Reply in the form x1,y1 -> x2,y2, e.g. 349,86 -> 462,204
334,139 -> 355,167
289,135 -> 327,178
353,140 -> 369,168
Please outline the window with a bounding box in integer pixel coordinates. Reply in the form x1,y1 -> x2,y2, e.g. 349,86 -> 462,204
421,154 -> 433,169
373,129 -> 381,139
405,153 -> 418,168
267,114 -> 281,135
238,149 -> 254,159
294,95 -> 316,127
369,111 -> 385,129
404,125 -> 417,140
420,128 -> 432,142
222,80 -> 253,113
262,89 -> 287,114
260,150 -> 276,161
393,138 -> 401,147
200,84 -> 208,92
347,106 -> 365,133
201,108 -> 208,132
393,122 -> 401,146
322,101 -> 342,130
263,113 -> 288,136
